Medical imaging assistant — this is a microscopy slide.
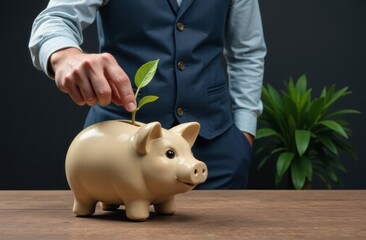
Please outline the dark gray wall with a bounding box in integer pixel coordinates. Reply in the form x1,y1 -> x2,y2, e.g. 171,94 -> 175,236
1,1 -> 365,189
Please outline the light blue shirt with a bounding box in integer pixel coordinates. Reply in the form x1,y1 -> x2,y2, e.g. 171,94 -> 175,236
29,0 -> 266,136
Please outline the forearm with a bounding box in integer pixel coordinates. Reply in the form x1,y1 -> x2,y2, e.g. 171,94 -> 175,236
28,0 -> 105,78
225,0 -> 267,136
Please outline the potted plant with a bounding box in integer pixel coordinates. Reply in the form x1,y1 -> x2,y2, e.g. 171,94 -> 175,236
255,75 -> 360,189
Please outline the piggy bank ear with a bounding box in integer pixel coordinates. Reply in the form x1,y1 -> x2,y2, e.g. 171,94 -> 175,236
134,122 -> 162,155
170,122 -> 200,148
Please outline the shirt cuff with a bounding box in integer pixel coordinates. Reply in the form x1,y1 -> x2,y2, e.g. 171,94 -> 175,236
39,36 -> 81,79
233,110 -> 258,137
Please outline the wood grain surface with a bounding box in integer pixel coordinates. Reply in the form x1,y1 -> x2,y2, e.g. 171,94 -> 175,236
0,190 -> 365,240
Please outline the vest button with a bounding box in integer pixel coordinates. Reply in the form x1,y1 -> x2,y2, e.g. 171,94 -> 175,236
176,107 -> 184,117
177,61 -> 185,71
176,22 -> 185,31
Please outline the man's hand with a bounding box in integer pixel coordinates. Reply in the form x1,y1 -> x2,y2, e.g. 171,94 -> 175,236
243,132 -> 254,147
50,48 -> 136,112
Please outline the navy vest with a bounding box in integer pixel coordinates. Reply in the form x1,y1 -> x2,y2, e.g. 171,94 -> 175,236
94,0 -> 233,139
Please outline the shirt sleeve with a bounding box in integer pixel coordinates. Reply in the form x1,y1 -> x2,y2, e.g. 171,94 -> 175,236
28,0 -> 108,78
224,0 -> 267,136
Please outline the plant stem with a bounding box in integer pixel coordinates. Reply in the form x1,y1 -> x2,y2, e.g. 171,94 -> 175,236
131,111 -> 136,125
131,88 -> 140,125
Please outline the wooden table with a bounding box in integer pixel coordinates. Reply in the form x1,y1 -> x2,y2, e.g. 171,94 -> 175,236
0,190 -> 365,240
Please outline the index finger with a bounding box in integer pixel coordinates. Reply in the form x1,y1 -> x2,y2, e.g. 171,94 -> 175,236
102,53 -> 136,112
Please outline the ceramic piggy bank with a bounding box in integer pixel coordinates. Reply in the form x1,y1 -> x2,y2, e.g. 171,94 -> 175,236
65,120 -> 207,221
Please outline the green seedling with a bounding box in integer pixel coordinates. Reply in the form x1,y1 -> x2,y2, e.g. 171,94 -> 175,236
131,59 -> 160,125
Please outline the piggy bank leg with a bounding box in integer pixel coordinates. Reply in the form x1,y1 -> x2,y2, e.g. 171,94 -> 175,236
154,197 -> 176,215
100,202 -> 120,211
73,197 -> 97,216
124,200 -> 150,221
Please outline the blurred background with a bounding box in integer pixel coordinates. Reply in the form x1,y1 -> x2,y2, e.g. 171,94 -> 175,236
1,0 -> 365,189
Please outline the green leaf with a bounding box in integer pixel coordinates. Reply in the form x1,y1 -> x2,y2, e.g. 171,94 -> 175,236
319,120 -> 348,138
332,140 -> 357,159
325,109 -> 361,119
318,136 -> 338,155
265,85 -> 284,115
320,86 -> 327,98
271,147 -> 286,155
288,115 -> 297,133
306,97 -> 325,124
295,74 -> 307,95
287,77 -> 296,101
275,171 -> 285,186
327,167 -> 338,182
256,145 -> 283,170
270,85 -> 284,107
328,158 -> 346,172
324,86 -> 350,109
254,144 -> 268,155
257,155 -> 271,170
295,130 -> 311,156
290,158 -> 307,190
256,128 -> 278,139
277,152 -> 295,176
298,89 -> 312,113
134,59 -> 160,89
289,156 -> 312,189
283,91 -> 298,116
301,156 -> 313,180
136,95 -> 159,111
315,172 -> 332,189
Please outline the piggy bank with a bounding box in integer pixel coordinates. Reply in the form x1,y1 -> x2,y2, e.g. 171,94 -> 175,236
65,120 -> 207,221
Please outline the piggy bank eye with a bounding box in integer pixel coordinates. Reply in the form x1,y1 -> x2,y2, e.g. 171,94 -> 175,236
165,149 -> 175,159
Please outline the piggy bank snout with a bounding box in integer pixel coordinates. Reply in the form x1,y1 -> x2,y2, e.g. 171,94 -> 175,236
192,162 -> 208,185
177,161 -> 208,186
